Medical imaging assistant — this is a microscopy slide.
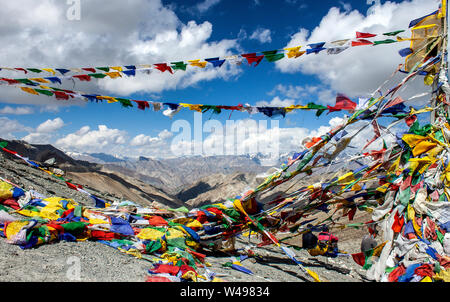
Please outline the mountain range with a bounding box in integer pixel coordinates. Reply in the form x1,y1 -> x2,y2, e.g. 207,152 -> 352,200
1,138 -> 295,209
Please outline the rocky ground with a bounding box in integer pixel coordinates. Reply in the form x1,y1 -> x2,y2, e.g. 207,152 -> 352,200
0,234 -> 369,282
0,149 -> 372,283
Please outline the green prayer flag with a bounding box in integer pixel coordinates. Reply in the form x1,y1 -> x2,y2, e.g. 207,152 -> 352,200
398,187 -> 411,207
96,67 -> 110,72
201,105 -> 221,114
168,206 -> 189,213
16,79 -> 35,85
88,73 -> 107,78
116,98 -> 133,108
27,68 -> 42,73
145,240 -> 163,253
261,50 -> 279,55
383,30 -> 405,36
0,204 -> 11,212
171,61 -> 187,71
74,206 -> 82,217
0,141 -> 8,149
265,53 -> 285,62
373,39 -> 397,45
34,89 -> 54,96
62,222 -> 88,235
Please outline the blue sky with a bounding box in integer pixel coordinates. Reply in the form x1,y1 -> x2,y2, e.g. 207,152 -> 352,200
0,0 -> 443,159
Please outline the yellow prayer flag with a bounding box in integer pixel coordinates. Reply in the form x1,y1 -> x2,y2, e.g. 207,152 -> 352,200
438,0 -> 447,18
402,134 -> 427,148
42,68 -> 56,75
405,11 -> 443,72
411,24 -> 437,31
284,46 -> 305,58
188,59 -> 207,68
30,78 -> 50,84
110,66 -> 123,72
97,96 -> 118,103
105,72 -> 122,79
20,87 -> 39,95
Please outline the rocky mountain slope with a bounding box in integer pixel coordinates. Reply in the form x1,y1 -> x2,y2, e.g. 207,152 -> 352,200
0,139 -> 185,209
68,151 -> 275,193
0,138 -> 372,282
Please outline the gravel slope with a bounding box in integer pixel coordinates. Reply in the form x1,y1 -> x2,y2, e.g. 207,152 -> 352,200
0,150 -> 370,282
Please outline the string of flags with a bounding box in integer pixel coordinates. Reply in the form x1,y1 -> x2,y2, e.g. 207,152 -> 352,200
0,29 -> 417,79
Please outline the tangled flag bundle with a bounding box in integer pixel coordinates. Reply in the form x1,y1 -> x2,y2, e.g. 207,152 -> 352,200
0,2 -> 449,283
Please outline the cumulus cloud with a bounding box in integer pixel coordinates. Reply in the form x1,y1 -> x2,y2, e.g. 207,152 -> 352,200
166,116 -> 345,163
55,125 -> 127,153
21,117 -> 65,144
276,0 -> 440,101
0,0 -> 241,105
249,28 -> 272,43
130,129 -> 173,147
35,117 -> 65,133
0,117 -> 31,140
0,106 -> 34,115
21,132 -> 54,144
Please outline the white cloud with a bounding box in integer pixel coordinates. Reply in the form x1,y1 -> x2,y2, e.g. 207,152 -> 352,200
249,28 -> 272,43
0,106 -> 34,115
21,117 -> 65,144
21,132 -> 53,144
0,117 -> 31,140
0,0 -> 241,105
255,96 -> 296,107
55,125 -> 127,153
158,129 -> 174,140
196,0 -> 221,13
36,117 -> 65,133
130,134 -> 160,146
276,0 -> 440,100
130,129 -> 174,147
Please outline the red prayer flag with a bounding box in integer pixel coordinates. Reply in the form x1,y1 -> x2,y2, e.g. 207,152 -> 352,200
134,100 -> 150,110
154,63 -> 173,74
82,68 -> 96,73
348,207 -> 357,221
151,264 -> 180,275
392,211 -> 404,233
352,39 -> 374,47
73,74 -> 92,82
90,230 -> 119,240
356,32 -> 377,39
405,114 -> 417,127
305,137 -> 322,148
351,252 -> 366,266
14,68 -> 28,74
148,215 -> 168,226
328,94 -> 357,113
388,265 -> 406,282
65,182 -> 82,190
1,78 -> 20,85
53,91 -> 70,100
2,199 -> 20,210
1,148 -> 17,155
241,53 -> 265,66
